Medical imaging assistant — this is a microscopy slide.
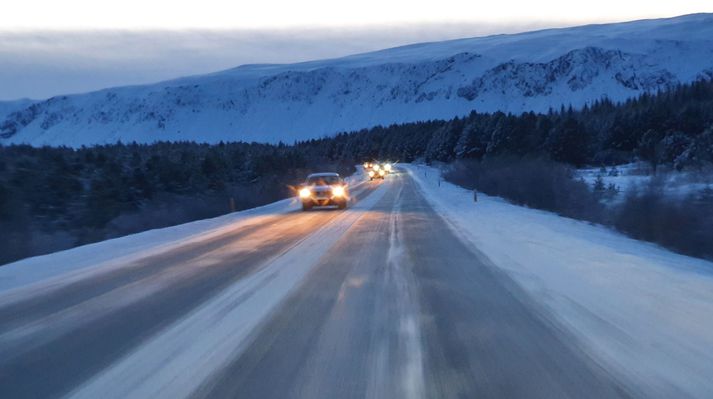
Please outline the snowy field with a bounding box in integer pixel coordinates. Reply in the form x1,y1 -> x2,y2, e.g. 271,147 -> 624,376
405,164 -> 713,399
577,162 -> 713,200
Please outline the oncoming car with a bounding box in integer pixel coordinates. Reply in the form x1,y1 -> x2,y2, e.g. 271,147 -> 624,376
298,173 -> 349,211
367,166 -> 386,180
367,162 -> 393,180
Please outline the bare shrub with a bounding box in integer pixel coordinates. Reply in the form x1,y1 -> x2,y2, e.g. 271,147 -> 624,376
616,183 -> 713,259
445,157 -> 604,222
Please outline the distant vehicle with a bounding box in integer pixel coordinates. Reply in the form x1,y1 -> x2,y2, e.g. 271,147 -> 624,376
299,173 -> 349,211
367,162 -> 390,180
368,168 -> 386,180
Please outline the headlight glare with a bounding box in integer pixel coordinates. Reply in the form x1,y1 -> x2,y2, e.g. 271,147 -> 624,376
332,186 -> 345,197
299,188 -> 311,198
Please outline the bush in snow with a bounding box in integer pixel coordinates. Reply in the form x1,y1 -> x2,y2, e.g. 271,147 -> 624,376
615,182 -> 713,260
445,157 -> 604,222
445,156 -> 713,260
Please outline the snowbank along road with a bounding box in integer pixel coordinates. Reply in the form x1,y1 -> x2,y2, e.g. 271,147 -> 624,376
0,166 -> 691,399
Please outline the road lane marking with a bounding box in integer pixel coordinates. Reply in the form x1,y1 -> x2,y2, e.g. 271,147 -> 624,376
365,177 -> 425,399
387,183 -> 425,399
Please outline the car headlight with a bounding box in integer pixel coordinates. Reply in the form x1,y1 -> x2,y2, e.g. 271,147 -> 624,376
332,186 -> 345,197
299,188 -> 311,198
368,170 -> 375,177
379,170 -> 385,176
384,163 -> 392,171
373,164 -> 380,171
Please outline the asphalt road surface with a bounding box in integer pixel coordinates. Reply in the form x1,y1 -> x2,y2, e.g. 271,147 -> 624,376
0,169 -> 637,398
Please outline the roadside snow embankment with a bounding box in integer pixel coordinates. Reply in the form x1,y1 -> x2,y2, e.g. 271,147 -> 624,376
404,164 -> 713,399
0,199 -> 298,298
0,171 -> 365,298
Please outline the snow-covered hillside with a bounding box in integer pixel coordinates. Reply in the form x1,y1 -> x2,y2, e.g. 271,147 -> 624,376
2,13 -> 713,146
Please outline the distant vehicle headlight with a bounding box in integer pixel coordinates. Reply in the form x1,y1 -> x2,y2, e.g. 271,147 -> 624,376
368,170 -> 375,177
299,188 -> 311,198
379,169 -> 386,176
332,186 -> 345,197
363,162 -> 369,168
384,163 -> 392,171
373,164 -> 381,171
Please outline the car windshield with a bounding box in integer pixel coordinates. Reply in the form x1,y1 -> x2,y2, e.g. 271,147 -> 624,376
307,175 -> 340,185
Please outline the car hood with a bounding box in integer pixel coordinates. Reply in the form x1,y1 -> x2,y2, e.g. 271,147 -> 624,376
310,185 -> 334,190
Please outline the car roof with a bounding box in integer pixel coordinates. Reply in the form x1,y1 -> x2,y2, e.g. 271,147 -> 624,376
307,173 -> 340,178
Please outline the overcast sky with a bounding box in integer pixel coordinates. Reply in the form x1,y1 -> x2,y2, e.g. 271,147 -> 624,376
1,1 -> 711,100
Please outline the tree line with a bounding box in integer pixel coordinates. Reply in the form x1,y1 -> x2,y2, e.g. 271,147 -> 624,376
0,141 -> 353,264
304,78 -> 713,169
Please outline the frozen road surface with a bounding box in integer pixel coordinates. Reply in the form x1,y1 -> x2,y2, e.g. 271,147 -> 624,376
1,168 -> 641,398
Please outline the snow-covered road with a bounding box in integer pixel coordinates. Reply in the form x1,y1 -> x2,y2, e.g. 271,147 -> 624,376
0,166 -> 711,398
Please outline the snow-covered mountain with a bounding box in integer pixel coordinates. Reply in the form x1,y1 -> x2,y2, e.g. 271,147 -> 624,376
2,13 -> 713,146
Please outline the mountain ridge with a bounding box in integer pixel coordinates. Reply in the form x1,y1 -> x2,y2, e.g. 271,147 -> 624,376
2,13 -> 713,146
